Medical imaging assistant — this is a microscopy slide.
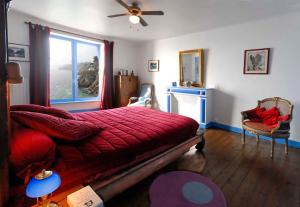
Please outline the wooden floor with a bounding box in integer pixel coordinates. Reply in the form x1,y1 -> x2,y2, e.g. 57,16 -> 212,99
107,129 -> 300,207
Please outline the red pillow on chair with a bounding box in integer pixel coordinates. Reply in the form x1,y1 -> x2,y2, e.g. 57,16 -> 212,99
248,107 -> 265,120
278,114 -> 289,122
259,107 -> 280,126
11,111 -> 102,141
9,127 -> 56,179
263,116 -> 278,126
11,104 -> 75,120
255,107 -> 266,117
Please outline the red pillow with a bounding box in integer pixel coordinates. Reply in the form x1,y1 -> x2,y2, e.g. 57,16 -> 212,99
11,104 -> 75,120
259,107 -> 280,126
255,107 -> 266,117
278,114 -> 289,122
11,111 -> 102,141
263,116 -> 278,126
247,107 -> 265,119
9,127 -> 56,179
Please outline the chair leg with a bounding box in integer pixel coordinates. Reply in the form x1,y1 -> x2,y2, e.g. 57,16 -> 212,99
242,129 -> 245,145
271,139 -> 275,158
256,134 -> 259,144
285,139 -> 289,155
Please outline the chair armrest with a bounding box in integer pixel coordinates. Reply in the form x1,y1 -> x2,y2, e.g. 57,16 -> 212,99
144,98 -> 151,104
144,98 -> 152,107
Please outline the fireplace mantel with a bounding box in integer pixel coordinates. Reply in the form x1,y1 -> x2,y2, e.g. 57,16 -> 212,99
167,87 -> 213,128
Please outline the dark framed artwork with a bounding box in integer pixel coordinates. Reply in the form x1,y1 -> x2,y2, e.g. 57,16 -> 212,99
148,60 -> 159,72
8,43 -> 30,62
244,48 -> 270,74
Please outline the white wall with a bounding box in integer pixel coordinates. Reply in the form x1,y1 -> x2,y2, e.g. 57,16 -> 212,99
7,10 -> 139,110
137,12 -> 300,141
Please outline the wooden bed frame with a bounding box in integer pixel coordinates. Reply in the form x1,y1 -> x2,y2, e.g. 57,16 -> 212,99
92,134 -> 204,201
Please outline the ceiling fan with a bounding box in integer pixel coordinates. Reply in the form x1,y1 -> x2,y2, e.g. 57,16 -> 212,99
108,0 -> 164,26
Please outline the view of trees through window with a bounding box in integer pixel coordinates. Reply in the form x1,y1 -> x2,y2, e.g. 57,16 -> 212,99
77,43 -> 99,98
50,35 -> 101,103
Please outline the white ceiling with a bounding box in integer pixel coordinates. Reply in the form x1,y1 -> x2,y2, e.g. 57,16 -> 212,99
10,0 -> 300,42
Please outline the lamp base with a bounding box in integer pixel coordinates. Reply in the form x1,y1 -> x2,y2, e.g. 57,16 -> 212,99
38,201 -> 60,207
37,197 -> 60,207
47,201 -> 59,207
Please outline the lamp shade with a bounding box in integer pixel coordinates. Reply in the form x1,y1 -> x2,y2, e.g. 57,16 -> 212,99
6,62 -> 23,84
26,171 -> 61,198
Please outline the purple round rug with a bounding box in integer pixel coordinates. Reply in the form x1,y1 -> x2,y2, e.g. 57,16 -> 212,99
149,171 -> 226,207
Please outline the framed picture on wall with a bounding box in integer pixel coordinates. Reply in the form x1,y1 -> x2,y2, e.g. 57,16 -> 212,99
8,43 -> 30,62
244,48 -> 270,74
148,60 -> 159,72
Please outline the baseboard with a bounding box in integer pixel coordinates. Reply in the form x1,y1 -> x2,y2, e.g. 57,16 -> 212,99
200,122 -> 214,129
207,122 -> 300,149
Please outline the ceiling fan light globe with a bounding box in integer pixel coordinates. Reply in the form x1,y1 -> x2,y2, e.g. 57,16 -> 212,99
129,15 -> 140,24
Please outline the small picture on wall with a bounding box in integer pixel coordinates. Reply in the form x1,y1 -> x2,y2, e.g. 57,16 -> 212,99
8,43 -> 30,62
148,60 -> 159,72
244,48 -> 270,74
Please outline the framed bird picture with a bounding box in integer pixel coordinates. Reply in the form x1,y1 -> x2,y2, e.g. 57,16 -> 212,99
244,48 -> 270,74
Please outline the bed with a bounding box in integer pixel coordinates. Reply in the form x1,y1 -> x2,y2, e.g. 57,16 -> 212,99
9,105 -> 203,205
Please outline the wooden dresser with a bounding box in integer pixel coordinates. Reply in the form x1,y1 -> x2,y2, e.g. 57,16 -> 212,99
115,75 -> 138,107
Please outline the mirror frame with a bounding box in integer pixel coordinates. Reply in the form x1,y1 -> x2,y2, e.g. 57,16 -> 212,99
179,49 -> 203,87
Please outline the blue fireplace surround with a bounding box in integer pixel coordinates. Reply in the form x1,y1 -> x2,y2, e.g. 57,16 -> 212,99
167,87 -> 213,129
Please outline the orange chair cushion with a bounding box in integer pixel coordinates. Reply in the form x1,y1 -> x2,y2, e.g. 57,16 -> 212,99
244,121 -> 276,132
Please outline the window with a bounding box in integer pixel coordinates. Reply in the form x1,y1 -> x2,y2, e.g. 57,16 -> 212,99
49,34 -> 102,104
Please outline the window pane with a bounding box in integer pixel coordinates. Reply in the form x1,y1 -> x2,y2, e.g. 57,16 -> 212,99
50,37 -> 73,100
77,43 -> 99,98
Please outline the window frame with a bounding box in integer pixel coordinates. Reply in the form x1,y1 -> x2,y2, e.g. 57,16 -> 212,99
49,34 -> 102,104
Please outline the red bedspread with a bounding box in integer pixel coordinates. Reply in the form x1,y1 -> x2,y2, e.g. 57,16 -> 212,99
65,107 -> 198,161
54,107 -> 198,190
11,107 -> 198,205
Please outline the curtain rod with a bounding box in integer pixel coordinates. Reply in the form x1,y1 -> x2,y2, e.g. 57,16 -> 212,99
24,21 -> 105,42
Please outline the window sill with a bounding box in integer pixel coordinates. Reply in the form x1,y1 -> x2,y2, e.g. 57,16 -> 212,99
50,100 -> 100,105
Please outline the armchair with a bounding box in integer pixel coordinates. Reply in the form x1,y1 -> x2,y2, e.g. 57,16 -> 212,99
241,97 -> 293,158
128,83 -> 154,108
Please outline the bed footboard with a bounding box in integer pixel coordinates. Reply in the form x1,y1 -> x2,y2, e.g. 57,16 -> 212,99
91,134 -> 203,201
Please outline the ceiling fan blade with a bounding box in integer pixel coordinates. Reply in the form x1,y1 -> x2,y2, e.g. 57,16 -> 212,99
107,13 -> 129,18
141,11 -> 164,15
115,0 -> 130,10
139,16 -> 148,27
